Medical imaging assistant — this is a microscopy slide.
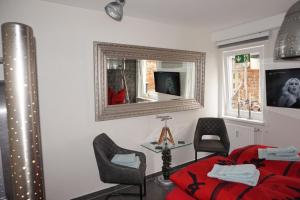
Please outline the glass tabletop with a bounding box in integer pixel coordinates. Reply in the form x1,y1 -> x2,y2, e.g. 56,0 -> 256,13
141,140 -> 192,153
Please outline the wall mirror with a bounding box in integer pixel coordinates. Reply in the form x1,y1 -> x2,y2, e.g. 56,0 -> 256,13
94,42 -> 206,121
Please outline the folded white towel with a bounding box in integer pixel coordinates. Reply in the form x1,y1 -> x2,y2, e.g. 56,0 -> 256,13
266,146 -> 298,156
111,155 -> 141,168
210,170 -> 260,186
268,152 -> 298,157
265,155 -> 300,161
111,153 -> 137,164
208,164 -> 260,186
208,164 -> 257,177
118,157 -> 140,168
258,148 -> 300,161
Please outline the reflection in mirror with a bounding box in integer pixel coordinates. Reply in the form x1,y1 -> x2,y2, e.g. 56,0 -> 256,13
107,58 -> 195,105
94,42 -> 205,121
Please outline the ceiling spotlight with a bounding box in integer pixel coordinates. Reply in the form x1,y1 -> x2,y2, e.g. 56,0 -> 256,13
105,0 -> 126,21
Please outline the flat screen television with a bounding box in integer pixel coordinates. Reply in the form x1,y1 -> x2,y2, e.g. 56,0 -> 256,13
266,68 -> 300,109
154,71 -> 181,96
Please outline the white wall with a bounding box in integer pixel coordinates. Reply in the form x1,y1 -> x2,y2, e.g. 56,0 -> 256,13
0,0 -> 218,199
211,13 -> 285,42
263,29 -> 300,149
213,15 -> 300,149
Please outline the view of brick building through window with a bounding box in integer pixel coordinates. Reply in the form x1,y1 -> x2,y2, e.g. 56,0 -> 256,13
145,60 -> 157,94
231,55 -> 261,112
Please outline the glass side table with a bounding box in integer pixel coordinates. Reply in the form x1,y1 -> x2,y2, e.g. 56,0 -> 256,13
141,140 -> 192,186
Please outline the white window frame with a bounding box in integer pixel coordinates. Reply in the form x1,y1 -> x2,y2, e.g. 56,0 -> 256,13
222,45 -> 264,122
136,60 -> 148,99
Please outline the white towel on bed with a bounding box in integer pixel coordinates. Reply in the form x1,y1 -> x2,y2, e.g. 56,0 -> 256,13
207,164 -> 260,186
258,147 -> 300,161
266,146 -> 298,156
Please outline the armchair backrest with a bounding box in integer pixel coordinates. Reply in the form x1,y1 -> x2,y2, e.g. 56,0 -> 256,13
93,133 -> 118,159
194,118 -> 230,152
93,133 -> 119,182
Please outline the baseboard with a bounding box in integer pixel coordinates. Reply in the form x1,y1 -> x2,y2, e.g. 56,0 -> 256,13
71,160 -> 196,200
71,153 -> 219,200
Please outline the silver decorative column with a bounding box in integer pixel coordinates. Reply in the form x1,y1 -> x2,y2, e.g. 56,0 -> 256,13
1,22 -> 45,200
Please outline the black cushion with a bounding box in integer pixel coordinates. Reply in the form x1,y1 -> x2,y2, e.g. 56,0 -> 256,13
195,140 -> 228,153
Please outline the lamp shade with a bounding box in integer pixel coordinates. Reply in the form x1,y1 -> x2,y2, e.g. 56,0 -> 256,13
274,1 -> 300,60
105,0 -> 125,21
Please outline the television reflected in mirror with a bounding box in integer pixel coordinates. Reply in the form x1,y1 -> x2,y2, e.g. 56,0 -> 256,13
154,71 -> 180,96
266,68 -> 300,109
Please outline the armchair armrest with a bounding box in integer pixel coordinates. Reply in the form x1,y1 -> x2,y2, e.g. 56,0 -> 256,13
105,161 -> 144,184
96,149 -> 146,185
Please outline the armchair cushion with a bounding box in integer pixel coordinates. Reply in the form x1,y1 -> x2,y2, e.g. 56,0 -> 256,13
195,140 -> 227,153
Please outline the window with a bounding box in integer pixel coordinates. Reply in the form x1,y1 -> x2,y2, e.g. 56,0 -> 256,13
223,45 -> 264,121
145,60 -> 157,94
136,60 -> 158,100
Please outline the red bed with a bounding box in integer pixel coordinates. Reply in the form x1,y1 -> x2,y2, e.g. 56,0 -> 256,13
166,145 -> 300,200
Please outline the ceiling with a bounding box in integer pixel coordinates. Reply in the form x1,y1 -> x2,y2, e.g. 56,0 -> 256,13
42,0 -> 298,31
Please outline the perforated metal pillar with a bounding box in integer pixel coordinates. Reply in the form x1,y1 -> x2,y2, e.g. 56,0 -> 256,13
1,22 -> 45,200
0,81 -> 10,200
0,152 -> 6,199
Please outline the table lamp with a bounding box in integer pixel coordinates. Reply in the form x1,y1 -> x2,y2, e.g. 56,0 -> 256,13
157,115 -> 175,145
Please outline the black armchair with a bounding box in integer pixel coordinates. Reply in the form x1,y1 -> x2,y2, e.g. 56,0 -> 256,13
194,118 -> 230,161
93,133 -> 146,199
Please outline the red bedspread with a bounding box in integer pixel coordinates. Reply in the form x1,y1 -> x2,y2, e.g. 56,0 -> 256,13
166,187 -> 195,200
167,145 -> 300,200
229,145 -> 300,179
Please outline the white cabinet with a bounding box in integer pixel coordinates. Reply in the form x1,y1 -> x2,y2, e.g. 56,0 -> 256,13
225,123 -> 255,153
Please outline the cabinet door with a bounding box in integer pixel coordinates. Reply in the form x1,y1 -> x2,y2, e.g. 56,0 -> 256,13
226,123 -> 255,152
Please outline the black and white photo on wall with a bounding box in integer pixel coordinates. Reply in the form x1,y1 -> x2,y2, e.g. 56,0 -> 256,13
266,68 -> 300,109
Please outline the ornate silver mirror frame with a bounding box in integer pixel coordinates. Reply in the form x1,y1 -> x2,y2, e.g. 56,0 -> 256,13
94,42 -> 206,121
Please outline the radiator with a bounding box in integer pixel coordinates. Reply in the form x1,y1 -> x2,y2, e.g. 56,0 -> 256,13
225,123 -> 255,152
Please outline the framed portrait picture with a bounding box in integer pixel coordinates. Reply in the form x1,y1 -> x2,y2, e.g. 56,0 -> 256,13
266,68 -> 300,109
